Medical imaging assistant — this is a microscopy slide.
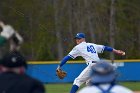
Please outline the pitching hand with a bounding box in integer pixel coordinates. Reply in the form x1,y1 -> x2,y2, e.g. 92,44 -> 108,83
113,49 -> 125,56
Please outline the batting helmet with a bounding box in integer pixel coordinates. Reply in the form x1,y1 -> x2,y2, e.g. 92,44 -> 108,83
90,61 -> 117,84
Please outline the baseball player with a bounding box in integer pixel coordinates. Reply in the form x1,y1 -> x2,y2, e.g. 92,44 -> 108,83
56,33 -> 125,93
78,61 -> 133,93
0,21 -> 23,72
0,21 -> 23,51
0,51 -> 45,93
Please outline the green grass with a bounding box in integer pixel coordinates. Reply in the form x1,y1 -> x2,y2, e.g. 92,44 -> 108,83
45,83 -> 71,93
118,82 -> 140,91
45,82 -> 140,93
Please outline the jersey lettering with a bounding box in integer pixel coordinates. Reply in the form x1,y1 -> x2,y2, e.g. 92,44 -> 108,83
87,45 -> 96,53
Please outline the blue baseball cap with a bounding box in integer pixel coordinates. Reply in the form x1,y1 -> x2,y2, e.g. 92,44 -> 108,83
91,72 -> 116,84
74,33 -> 85,39
90,61 -> 117,84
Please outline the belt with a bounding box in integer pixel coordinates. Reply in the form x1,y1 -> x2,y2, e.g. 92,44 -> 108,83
87,61 -> 96,65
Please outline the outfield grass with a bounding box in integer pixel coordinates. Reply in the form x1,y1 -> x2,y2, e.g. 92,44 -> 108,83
46,83 -> 71,93
118,82 -> 140,91
45,82 -> 140,93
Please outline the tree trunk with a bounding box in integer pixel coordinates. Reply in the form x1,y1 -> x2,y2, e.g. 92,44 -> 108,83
109,0 -> 116,63
53,0 -> 63,60
29,15 -> 34,60
84,0 -> 95,42
67,0 -> 74,45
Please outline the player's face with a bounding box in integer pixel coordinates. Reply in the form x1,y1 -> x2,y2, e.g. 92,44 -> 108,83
75,38 -> 85,44
0,21 -> 5,27
75,39 -> 80,44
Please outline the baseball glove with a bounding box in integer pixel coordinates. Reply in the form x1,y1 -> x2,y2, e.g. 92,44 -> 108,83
56,69 -> 67,79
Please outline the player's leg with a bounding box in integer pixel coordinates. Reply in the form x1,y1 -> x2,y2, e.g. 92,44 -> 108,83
70,63 -> 95,93
70,66 -> 91,93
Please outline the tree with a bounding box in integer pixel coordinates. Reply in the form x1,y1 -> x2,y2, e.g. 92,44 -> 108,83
109,0 -> 116,62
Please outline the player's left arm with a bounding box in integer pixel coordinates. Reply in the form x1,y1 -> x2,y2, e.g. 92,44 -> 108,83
57,47 -> 79,70
57,55 -> 71,70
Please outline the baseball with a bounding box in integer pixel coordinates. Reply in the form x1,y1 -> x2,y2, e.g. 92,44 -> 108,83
122,52 -> 125,55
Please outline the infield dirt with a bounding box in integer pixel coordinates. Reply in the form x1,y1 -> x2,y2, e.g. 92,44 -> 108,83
135,91 -> 140,93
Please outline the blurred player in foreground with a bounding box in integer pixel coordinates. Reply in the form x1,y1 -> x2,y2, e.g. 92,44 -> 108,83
0,20 -> 23,72
0,51 -> 45,93
78,61 -> 133,93
56,33 -> 125,93
0,20 -> 23,51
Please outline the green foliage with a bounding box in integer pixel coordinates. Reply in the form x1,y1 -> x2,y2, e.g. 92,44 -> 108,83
0,0 -> 139,60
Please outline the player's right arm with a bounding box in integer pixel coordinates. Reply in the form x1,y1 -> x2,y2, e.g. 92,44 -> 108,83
103,46 -> 125,56
0,22 -> 15,46
95,44 -> 125,56
0,25 -> 15,39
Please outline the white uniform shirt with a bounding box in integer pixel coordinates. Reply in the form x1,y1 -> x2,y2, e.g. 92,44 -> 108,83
0,24 -> 23,51
78,84 -> 134,93
68,42 -> 104,64
0,25 -> 15,39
